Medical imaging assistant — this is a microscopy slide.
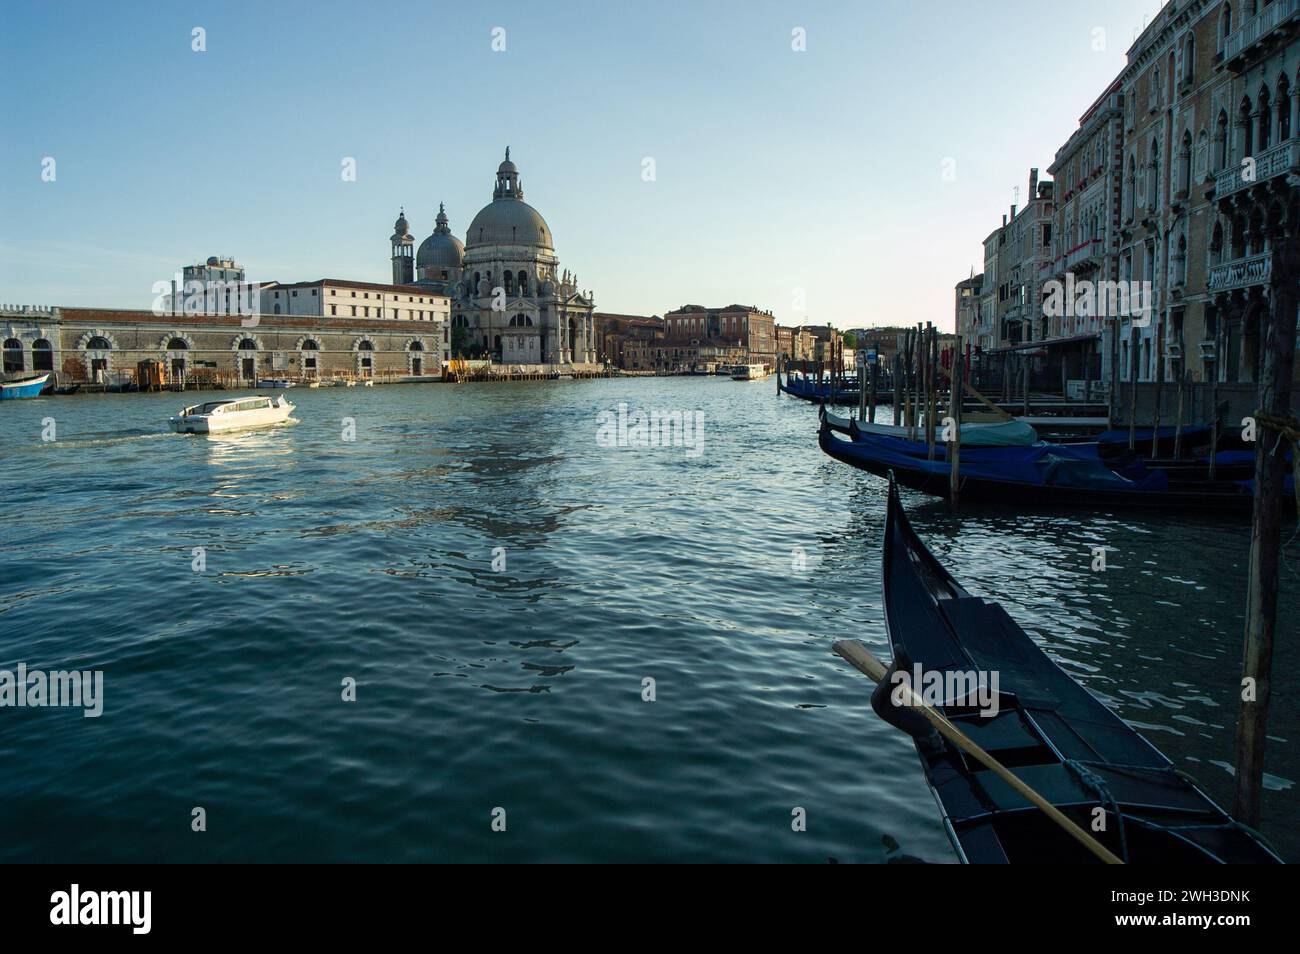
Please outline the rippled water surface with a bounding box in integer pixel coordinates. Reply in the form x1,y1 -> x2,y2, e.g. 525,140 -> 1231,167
1,378 -> 1296,862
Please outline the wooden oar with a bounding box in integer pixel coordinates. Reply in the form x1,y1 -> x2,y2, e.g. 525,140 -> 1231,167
832,639 -> 1124,865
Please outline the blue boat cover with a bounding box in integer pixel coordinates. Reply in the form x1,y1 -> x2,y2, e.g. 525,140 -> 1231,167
839,432 -> 1171,491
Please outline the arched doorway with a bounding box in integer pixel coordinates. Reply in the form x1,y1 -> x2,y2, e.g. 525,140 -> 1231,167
300,339 -> 320,379
2,338 -> 23,374
166,337 -> 189,381
409,341 -> 424,376
32,339 -> 53,372
85,335 -> 113,382
236,338 -> 259,381
357,339 -> 374,378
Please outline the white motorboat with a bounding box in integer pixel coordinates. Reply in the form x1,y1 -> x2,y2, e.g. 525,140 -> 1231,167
258,377 -> 297,389
731,364 -> 769,381
169,394 -> 295,435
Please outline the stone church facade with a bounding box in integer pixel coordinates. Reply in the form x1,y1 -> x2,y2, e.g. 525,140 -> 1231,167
392,150 -> 598,367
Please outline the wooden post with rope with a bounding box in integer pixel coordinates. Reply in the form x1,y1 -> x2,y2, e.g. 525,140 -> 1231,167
1233,234 -> 1300,828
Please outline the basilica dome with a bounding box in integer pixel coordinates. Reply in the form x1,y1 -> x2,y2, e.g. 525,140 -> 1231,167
465,149 -> 554,250
416,203 -> 465,269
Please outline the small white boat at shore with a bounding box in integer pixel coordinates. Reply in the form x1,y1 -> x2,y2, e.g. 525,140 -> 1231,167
257,377 -> 297,389
169,394 -> 295,434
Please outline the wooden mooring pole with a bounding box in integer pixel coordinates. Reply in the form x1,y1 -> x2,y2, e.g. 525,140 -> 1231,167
949,335 -> 964,509
1150,318 -> 1163,459
1127,325 -> 1139,451
1232,234 -> 1299,828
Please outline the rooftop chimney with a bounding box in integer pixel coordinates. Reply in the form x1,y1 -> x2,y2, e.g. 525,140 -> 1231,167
1029,168 -> 1039,198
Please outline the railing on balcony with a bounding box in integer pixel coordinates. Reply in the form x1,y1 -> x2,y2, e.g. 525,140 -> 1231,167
1214,139 -> 1300,198
1065,238 -> 1103,271
1207,252 -> 1272,292
1224,0 -> 1299,64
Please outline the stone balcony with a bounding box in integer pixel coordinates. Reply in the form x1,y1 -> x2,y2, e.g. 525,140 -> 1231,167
1064,238 -> 1104,272
1224,0 -> 1299,70
1213,139 -> 1300,200
1207,252 -> 1272,293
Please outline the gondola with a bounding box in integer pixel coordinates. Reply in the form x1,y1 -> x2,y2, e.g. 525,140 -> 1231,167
820,406 -> 1039,446
820,404 -> 1221,455
777,373 -> 862,406
818,414 -> 1265,510
839,476 -> 1283,863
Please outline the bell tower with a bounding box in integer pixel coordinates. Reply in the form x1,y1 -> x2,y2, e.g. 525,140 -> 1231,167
391,208 -> 414,284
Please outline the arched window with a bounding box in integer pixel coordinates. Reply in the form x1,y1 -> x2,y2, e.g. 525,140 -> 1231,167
1278,75 -> 1292,142
1258,86 -> 1272,150
1124,155 -> 1136,218
2,338 -> 22,373
1210,221 -> 1225,266
1221,4 -> 1233,51
1240,97 -> 1254,159
357,340 -> 374,351
86,336 -> 112,350
300,339 -> 320,350
238,338 -> 257,350
504,271 -> 514,294
409,341 -> 424,351
1231,213 -> 1248,259
1216,110 -> 1230,170
273,303 -> 281,314
32,339 -> 53,371
1249,206 -> 1266,255
1147,139 -> 1160,211
1178,130 -> 1193,195
517,271 -> 528,295
167,337 -> 189,350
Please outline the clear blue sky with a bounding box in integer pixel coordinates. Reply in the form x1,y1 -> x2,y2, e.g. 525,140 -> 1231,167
0,0 -> 1170,329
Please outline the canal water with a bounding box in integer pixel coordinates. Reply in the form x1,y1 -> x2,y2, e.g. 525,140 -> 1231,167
1,377 -> 1296,862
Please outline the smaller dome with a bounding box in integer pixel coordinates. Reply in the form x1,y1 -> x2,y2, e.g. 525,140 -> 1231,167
416,203 -> 464,270
206,256 -> 220,266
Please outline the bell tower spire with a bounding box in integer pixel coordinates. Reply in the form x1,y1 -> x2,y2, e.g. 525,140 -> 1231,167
390,207 -> 414,284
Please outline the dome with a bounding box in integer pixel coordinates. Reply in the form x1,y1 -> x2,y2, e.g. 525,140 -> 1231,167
465,148 -> 553,250
417,232 -> 465,269
417,203 -> 464,269
466,199 -> 553,249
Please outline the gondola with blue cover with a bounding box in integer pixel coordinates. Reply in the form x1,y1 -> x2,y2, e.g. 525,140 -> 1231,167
818,412 -> 1267,510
